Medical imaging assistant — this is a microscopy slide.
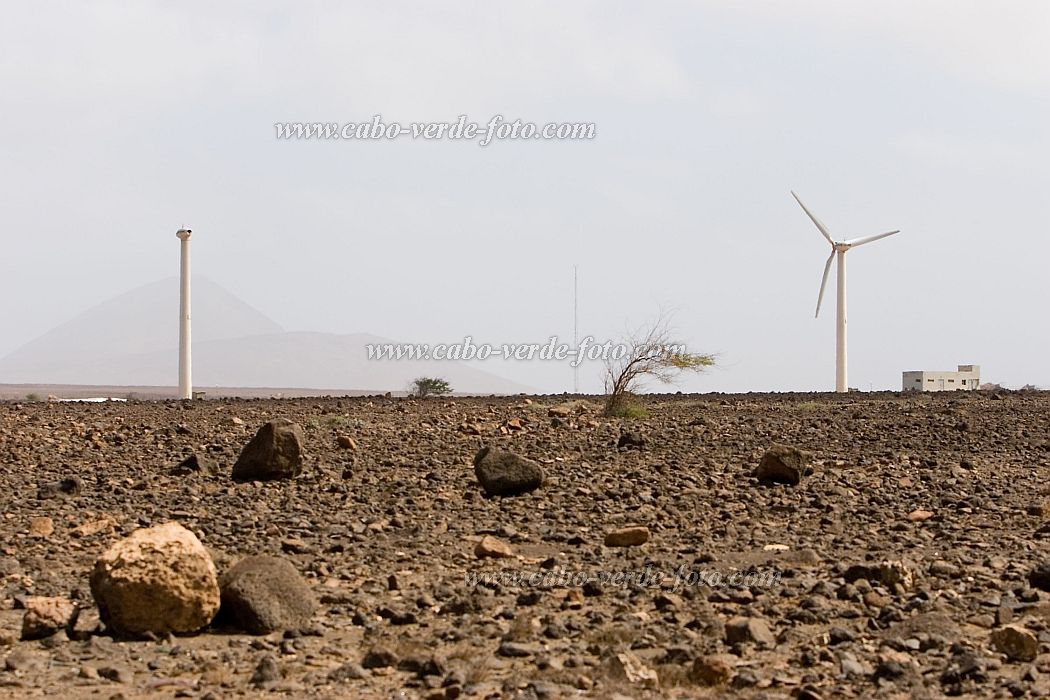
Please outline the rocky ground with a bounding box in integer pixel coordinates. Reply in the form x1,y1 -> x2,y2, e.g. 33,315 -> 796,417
1,390 -> 1050,699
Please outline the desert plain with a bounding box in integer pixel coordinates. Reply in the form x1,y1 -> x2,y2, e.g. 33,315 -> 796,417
1,390 -> 1050,699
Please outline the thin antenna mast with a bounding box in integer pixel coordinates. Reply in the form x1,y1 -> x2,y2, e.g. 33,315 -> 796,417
573,264 -> 579,394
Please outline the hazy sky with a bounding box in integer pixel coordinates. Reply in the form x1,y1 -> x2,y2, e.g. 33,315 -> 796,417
2,1 -> 1047,393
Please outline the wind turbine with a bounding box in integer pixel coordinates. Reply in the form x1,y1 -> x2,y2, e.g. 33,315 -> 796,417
791,192 -> 899,393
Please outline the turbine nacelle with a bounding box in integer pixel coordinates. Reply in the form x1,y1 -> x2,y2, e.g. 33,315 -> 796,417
836,230 -> 899,252
791,191 -> 898,317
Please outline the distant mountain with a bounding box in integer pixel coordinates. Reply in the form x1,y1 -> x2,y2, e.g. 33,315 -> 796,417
0,278 -> 529,394
1,277 -> 283,370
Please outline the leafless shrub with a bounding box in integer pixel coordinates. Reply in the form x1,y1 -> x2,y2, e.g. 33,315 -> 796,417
603,313 -> 714,417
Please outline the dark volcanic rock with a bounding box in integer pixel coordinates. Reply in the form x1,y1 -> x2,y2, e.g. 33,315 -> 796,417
219,556 -> 317,634
498,641 -> 539,657
755,444 -> 810,485
37,477 -> 83,499
250,654 -> 282,686
5,647 -> 45,672
171,453 -> 217,476
843,560 -> 913,590
328,661 -> 368,681
941,648 -> 988,685
473,446 -> 544,496
361,646 -> 398,669
617,431 -> 646,449
98,665 -> 133,683
231,419 -> 304,482
725,616 -> 776,647
1028,562 -> 1050,591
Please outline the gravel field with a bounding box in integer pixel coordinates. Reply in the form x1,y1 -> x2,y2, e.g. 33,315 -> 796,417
1,390 -> 1049,699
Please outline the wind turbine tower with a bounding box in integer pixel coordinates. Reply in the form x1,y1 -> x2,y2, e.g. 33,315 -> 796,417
176,228 -> 193,399
791,192 -> 899,393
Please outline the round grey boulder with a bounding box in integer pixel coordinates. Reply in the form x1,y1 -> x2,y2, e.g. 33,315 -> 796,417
219,556 -> 317,634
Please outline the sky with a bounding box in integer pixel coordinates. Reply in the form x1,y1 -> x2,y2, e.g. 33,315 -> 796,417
1,1 -> 1047,394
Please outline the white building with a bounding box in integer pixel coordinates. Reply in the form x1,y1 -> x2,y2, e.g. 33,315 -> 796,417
902,365 -> 980,392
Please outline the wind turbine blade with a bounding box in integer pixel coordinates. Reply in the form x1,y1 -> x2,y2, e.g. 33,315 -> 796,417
815,249 -> 835,318
791,191 -> 834,245
847,230 -> 899,248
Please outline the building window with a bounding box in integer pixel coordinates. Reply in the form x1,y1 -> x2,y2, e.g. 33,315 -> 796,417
948,379 -> 954,383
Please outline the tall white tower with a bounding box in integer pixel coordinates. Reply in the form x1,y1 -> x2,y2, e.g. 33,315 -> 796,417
176,228 -> 193,399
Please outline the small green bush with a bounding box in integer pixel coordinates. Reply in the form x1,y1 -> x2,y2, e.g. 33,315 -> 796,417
606,402 -> 649,419
410,377 -> 452,398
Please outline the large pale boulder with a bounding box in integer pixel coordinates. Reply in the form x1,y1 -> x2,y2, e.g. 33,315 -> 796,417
89,522 -> 220,637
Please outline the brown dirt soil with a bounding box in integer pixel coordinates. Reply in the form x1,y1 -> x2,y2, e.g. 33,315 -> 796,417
1,390 -> 1049,698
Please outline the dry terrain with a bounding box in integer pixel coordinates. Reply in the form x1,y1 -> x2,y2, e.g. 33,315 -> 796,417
1,390 -> 1050,699
0,385 -> 379,401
